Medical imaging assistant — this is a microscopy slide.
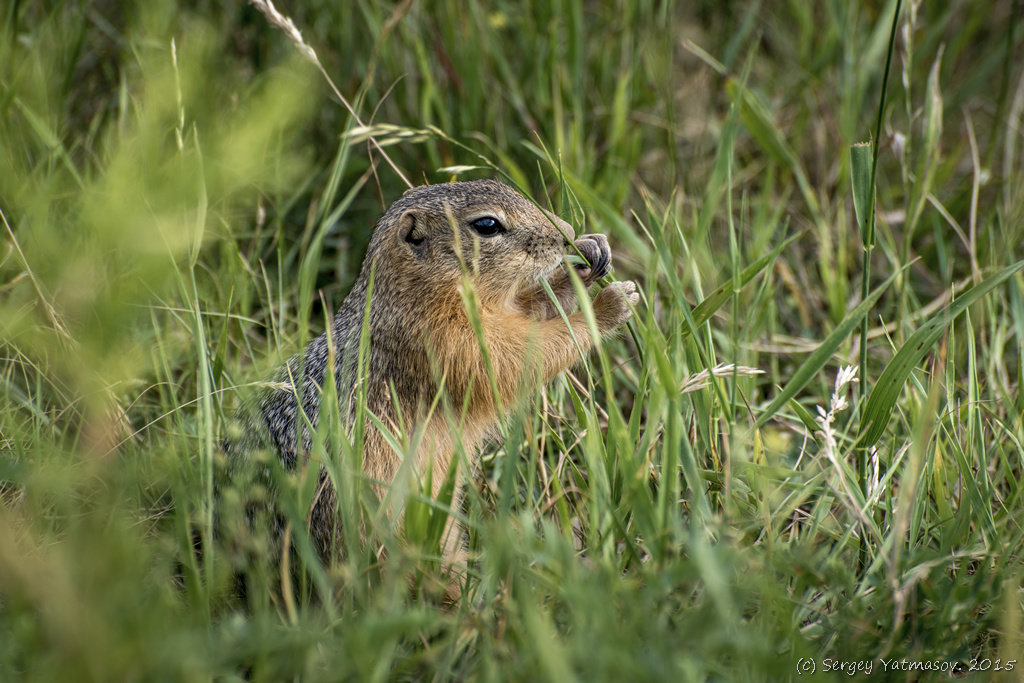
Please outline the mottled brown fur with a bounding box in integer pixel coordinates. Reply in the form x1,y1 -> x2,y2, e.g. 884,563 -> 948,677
239,179 -> 637,591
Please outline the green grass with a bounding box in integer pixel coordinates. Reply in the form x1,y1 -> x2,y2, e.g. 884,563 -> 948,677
2,1 -> 1024,680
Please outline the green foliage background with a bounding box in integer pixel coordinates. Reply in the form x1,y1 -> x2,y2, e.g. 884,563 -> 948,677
2,1 -> 1023,680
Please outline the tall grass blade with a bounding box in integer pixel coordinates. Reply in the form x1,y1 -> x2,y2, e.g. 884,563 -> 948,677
683,233 -> 797,339
754,264 -> 906,429
850,142 -> 874,247
858,258 -> 1024,447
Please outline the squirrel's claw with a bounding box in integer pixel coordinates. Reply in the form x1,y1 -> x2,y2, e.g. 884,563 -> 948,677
573,234 -> 611,283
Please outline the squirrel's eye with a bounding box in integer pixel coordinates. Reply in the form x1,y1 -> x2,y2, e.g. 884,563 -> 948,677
470,216 -> 505,237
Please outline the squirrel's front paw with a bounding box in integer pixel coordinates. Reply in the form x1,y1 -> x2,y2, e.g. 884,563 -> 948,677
572,234 -> 611,284
593,280 -> 639,332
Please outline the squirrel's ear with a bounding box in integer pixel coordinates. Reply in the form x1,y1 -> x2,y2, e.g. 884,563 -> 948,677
398,210 -> 427,257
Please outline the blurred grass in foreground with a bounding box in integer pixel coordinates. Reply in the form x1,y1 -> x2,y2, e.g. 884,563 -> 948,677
2,1 -> 1023,680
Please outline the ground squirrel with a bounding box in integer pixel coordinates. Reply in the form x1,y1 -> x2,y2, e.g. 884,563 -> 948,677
241,179 -> 638,589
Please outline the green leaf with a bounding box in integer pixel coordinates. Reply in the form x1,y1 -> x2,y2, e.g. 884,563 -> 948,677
788,398 -> 820,434
907,48 -> 945,235
755,264 -> 907,429
857,258 -> 1024,447
187,124 -> 207,269
850,141 -> 874,247
724,78 -> 795,169
13,96 -> 60,149
724,77 -> 823,227
683,233 -> 799,339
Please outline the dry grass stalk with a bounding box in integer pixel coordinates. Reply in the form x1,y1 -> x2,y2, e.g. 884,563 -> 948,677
248,0 -> 412,188
679,363 -> 763,394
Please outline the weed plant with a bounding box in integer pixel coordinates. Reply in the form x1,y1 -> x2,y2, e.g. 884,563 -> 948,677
1,1 -> 1023,680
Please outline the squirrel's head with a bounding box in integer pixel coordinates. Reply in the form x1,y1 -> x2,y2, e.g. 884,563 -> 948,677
366,179 -> 575,302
